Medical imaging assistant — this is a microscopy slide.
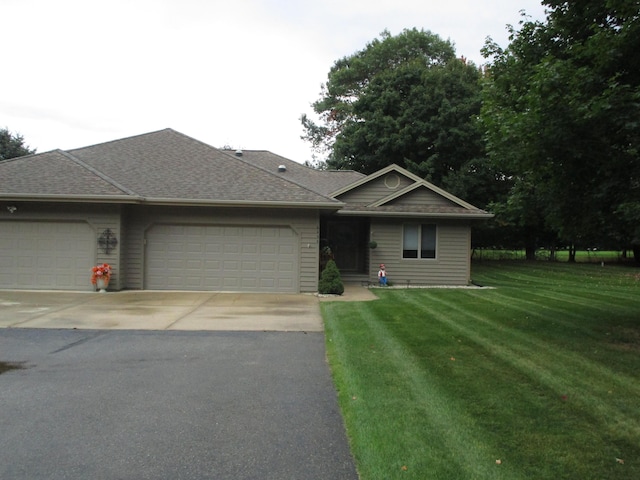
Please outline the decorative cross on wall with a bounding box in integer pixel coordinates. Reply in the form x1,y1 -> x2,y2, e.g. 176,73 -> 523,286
98,229 -> 118,254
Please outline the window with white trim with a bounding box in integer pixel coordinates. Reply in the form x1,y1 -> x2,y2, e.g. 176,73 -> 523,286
403,224 -> 436,259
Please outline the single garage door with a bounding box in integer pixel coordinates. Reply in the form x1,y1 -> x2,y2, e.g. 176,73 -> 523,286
0,221 -> 94,290
145,224 -> 298,292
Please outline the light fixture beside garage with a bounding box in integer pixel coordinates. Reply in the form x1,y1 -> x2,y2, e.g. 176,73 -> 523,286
98,228 -> 118,254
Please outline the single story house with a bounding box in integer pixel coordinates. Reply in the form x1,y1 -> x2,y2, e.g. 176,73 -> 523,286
0,129 -> 492,292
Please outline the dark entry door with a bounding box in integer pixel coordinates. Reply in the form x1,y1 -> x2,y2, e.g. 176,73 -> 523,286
322,219 -> 368,273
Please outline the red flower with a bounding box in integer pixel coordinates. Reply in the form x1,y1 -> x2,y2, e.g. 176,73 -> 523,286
91,263 -> 112,284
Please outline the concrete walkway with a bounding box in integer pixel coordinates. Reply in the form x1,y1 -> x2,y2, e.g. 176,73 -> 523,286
0,284 -> 378,331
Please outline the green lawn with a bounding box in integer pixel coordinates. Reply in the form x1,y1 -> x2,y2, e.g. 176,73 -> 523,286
322,262 -> 640,479
472,249 -> 629,263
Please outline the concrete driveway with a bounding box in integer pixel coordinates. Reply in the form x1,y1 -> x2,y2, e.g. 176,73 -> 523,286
0,286 -> 377,332
0,290 -> 325,331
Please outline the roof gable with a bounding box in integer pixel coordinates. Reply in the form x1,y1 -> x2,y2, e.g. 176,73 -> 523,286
376,184 -> 461,208
334,173 -> 415,205
330,164 -> 422,197
333,163 -> 479,210
331,164 -> 492,219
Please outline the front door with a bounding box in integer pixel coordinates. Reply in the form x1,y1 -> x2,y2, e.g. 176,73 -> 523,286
320,218 -> 368,274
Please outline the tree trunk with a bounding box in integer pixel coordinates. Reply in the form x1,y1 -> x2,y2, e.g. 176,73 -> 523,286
568,243 -> 576,263
525,245 -> 536,261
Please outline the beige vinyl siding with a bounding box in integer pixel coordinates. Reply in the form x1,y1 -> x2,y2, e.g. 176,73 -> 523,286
369,218 -> 471,285
123,206 -> 145,290
337,174 -> 413,205
94,207 -> 124,290
386,187 -> 460,207
124,206 -> 319,293
296,210 -> 320,292
0,202 -> 123,290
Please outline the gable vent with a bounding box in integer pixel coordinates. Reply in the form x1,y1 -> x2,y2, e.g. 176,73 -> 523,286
278,165 -> 287,172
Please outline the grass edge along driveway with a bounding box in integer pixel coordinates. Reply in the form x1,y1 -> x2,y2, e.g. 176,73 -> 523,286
322,262 -> 640,480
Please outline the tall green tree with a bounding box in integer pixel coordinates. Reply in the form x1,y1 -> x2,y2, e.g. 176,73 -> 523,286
0,128 -> 36,161
301,29 -> 492,204
302,29 -> 455,157
481,1 -> 640,260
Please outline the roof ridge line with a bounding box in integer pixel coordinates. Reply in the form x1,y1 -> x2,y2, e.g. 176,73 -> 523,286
56,150 -> 141,197
217,149 -> 342,204
142,130 -> 341,205
67,128 -> 174,152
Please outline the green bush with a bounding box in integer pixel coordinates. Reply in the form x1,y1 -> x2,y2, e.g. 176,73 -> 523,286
318,259 -> 344,295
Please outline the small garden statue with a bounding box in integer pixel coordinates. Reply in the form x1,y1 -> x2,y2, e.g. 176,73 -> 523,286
378,263 -> 387,286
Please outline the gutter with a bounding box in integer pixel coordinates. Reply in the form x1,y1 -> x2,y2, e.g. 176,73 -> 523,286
336,210 -> 494,219
0,194 -> 142,204
0,194 -> 344,210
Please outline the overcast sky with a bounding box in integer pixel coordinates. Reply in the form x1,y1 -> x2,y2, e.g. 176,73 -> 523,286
1,0 -> 547,162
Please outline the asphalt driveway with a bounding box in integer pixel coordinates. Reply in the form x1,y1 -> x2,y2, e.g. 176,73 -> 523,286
0,289 -> 376,479
0,328 -> 359,479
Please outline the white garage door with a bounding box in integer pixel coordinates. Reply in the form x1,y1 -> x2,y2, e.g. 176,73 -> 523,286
0,221 -> 94,290
145,224 -> 298,292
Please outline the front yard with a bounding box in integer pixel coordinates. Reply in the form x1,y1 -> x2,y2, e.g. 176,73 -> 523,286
322,261 -> 640,479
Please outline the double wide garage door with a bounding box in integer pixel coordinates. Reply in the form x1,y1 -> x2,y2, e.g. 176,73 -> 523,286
145,224 -> 298,292
0,221 -> 94,290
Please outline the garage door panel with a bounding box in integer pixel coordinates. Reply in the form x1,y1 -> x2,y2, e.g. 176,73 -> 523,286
224,244 -> 240,254
145,224 -> 298,292
261,244 -> 277,255
204,277 -> 222,289
241,260 -> 258,271
260,260 -> 276,270
204,260 -> 221,269
187,244 -> 204,254
279,244 -> 295,255
0,221 -> 94,290
205,243 -> 222,253
276,279 -> 294,289
277,261 -> 294,272
242,244 -> 258,254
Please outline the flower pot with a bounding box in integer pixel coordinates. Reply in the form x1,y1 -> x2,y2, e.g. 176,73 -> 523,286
96,277 -> 109,293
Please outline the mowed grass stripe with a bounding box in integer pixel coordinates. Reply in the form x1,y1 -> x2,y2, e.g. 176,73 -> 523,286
499,286 -> 640,320
357,290 -> 628,477
323,300 -> 524,480
466,287 -> 640,361
402,290 -> 640,445
380,289 -> 638,475
325,263 -> 640,479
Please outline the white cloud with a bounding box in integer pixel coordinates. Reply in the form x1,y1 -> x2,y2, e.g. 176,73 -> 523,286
1,0 -> 546,161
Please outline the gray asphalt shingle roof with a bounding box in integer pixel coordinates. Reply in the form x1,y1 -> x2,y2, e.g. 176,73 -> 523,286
0,150 -> 130,197
338,204 -> 491,217
0,129 -> 342,206
1,128 -> 492,219
224,150 -> 365,196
